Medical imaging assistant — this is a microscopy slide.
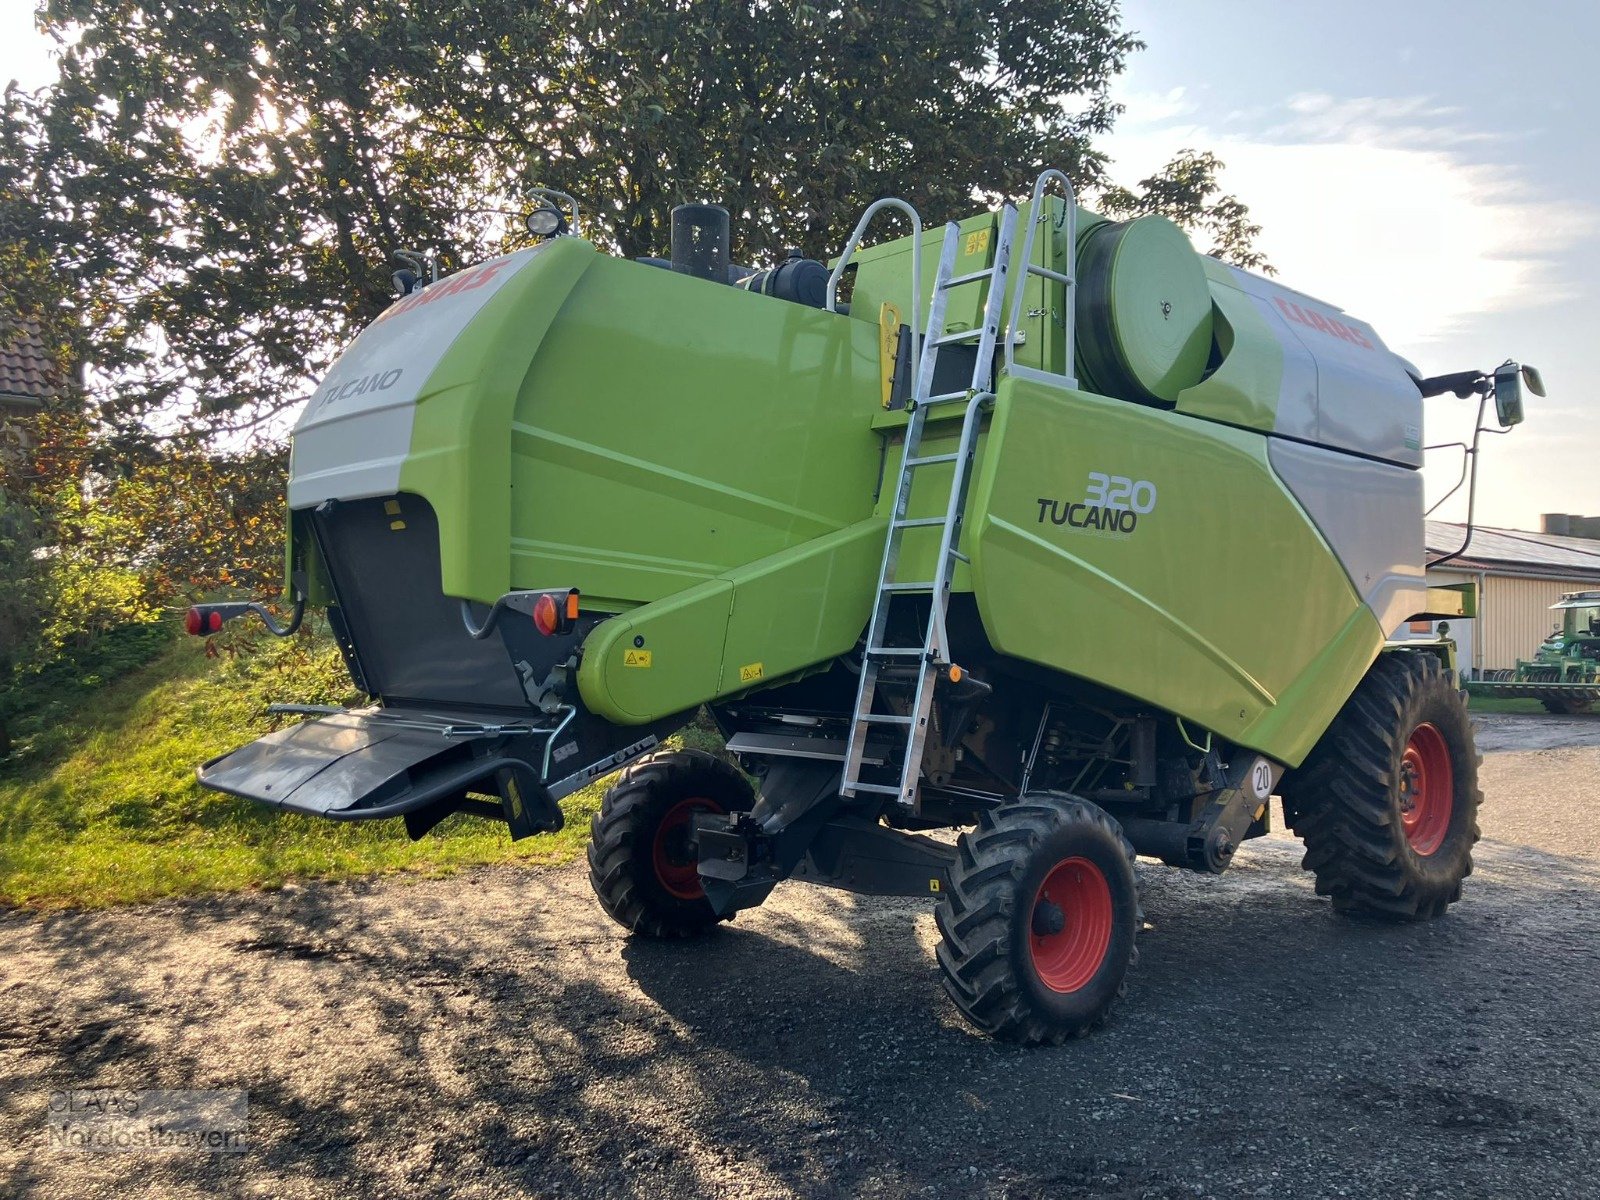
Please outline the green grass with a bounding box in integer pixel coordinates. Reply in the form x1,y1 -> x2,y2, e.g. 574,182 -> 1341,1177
1465,696 -> 1547,714
0,622 -> 722,910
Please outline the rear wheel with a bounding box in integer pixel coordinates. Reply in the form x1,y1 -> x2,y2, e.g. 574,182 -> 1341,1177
587,749 -> 753,938
936,796 -> 1140,1044
1282,652 -> 1481,920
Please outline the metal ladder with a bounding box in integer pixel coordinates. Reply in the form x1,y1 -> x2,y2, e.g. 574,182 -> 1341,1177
840,202 -> 1020,805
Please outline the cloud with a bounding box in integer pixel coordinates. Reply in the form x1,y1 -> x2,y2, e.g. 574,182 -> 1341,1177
1099,89 -> 1595,351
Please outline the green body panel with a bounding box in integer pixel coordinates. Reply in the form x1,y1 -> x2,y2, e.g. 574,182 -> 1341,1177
964,373 -> 1381,765
390,236 -> 896,725
400,239 -> 885,608
577,517 -> 885,723
1171,261 -> 1285,435
401,237 -> 599,599
848,200 -> 1077,375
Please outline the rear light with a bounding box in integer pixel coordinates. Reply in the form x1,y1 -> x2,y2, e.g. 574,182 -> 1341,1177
530,588 -> 581,637
533,592 -> 560,636
184,606 -> 224,636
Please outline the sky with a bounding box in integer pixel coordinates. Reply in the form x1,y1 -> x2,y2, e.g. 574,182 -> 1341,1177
3,2 -> 1596,531
1105,0 -> 1600,530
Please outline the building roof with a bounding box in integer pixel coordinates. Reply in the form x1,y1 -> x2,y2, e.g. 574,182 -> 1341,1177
1426,520 -> 1600,580
0,323 -> 58,408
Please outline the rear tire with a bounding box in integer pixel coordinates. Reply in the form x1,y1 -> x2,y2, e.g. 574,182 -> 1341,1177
587,748 -> 753,938
936,795 -> 1140,1044
1282,652 -> 1481,921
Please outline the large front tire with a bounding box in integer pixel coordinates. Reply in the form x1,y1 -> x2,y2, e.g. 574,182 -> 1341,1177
936,796 -> 1140,1045
1282,652 -> 1481,921
587,749 -> 753,938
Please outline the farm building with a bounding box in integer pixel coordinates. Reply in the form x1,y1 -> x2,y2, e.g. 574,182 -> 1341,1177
1404,518 -> 1600,679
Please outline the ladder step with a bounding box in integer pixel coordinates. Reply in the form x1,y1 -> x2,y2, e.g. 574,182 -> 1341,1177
942,268 -> 995,288
922,390 -> 970,406
906,453 -> 959,467
860,713 -> 913,725
881,581 -> 937,592
933,328 -> 986,347
893,517 -> 945,529
866,646 -> 925,657
1028,264 -> 1073,285
949,549 -> 970,564
847,782 -> 905,796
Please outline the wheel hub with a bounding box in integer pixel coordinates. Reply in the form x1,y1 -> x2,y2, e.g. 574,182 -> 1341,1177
1031,899 -> 1066,937
1399,722 -> 1453,856
1028,857 -> 1113,994
652,797 -> 723,900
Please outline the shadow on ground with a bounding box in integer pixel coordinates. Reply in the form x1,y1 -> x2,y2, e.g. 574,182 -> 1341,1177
6,821 -> 1600,1199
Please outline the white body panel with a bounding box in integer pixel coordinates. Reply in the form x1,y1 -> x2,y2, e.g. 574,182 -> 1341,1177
1269,438 -> 1427,636
1227,267 -> 1423,468
288,245 -> 548,509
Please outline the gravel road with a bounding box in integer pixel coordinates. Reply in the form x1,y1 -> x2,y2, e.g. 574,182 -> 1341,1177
5,713 -> 1600,1200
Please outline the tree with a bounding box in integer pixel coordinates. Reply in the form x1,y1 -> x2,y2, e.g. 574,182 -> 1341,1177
1098,148 -> 1272,273
25,0 -> 1264,439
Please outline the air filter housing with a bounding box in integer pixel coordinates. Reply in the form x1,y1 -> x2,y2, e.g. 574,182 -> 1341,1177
1074,215 -> 1214,405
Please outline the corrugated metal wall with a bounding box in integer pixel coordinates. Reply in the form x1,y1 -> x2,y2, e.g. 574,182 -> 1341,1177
1482,575 -> 1595,669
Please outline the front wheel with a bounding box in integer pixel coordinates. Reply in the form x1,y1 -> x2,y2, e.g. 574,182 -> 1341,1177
936,796 -> 1141,1045
1282,652 -> 1481,920
587,749 -> 753,938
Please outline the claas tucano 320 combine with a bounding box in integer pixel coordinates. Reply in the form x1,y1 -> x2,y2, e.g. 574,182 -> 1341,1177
192,172 -> 1542,1042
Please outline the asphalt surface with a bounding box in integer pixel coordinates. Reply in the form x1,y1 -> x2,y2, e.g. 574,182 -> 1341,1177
4,714 -> 1600,1199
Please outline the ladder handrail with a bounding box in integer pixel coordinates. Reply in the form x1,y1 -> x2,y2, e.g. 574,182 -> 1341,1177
825,198 -> 923,358
1002,169 -> 1078,386
840,203 -> 1019,807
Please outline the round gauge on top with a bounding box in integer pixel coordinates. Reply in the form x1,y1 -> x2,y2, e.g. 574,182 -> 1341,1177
1074,215 -> 1214,405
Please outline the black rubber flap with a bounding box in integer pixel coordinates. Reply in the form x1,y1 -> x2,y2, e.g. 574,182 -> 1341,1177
199,709 -> 502,818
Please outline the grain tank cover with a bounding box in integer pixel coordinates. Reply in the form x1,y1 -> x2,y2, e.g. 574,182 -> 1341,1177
1075,216 -> 1214,404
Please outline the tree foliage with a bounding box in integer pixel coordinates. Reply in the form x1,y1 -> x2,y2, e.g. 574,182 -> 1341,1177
18,0 -> 1266,436
1099,148 -> 1272,273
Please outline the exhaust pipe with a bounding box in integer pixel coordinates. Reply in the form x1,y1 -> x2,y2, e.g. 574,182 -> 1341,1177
671,203 -> 730,283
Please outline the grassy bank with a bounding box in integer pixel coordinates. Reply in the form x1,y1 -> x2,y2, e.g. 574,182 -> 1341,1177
0,623 -> 715,910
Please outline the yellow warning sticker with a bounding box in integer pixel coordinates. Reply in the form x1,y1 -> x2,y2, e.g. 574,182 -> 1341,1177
929,878 -> 942,894
739,662 -> 764,684
623,649 -> 652,668
878,302 -> 902,409
963,229 -> 990,256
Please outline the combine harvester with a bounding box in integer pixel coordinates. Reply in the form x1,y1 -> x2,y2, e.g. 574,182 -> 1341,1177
191,173 -> 1542,1042
1466,591 -> 1600,714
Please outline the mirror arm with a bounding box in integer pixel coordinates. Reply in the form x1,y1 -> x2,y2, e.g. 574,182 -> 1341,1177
1427,391 -> 1492,569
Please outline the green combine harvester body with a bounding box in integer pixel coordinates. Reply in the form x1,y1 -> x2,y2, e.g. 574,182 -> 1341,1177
1465,592 -> 1600,713
192,174 -> 1534,1042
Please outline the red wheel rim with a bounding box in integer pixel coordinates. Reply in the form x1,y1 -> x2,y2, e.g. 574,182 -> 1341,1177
1400,723 -> 1453,856
652,798 -> 723,901
1028,857 -> 1114,993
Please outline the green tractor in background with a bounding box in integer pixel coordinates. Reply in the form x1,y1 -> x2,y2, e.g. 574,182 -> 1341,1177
1467,592 -> 1600,714
185,170 -> 1539,1044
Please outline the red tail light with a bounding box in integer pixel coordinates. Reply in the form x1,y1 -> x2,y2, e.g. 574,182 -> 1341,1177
533,592 -> 560,636
530,589 -> 580,636
184,607 -> 224,636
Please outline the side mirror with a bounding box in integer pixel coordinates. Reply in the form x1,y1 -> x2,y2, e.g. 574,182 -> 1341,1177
1522,364 -> 1546,397
1493,362 -> 1527,427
